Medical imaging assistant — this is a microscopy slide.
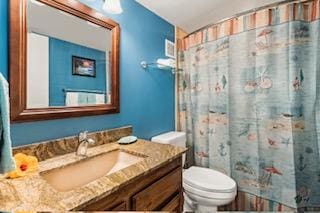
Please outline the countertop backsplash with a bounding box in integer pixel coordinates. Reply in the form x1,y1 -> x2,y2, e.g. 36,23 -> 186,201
12,126 -> 132,162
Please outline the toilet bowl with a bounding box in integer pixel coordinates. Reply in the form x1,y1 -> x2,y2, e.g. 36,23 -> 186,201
183,166 -> 237,212
151,132 -> 237,212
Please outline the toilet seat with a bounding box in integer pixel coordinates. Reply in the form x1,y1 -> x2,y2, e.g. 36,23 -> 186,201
183,181 -> 237,200
183,166 -> 236,196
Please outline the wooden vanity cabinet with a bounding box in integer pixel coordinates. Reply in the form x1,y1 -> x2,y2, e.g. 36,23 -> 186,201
77,157 -> 183,212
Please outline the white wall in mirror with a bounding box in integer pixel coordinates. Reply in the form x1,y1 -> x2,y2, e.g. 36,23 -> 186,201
27,33 -> 49,108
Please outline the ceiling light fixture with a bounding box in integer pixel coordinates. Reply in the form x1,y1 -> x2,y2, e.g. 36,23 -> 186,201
102,0 -> 123,14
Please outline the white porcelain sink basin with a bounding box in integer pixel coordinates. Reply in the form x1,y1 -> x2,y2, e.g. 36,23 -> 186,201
41,150 -> 144,192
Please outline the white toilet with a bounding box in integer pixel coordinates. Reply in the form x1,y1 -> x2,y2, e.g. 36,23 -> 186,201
152,132 -> 237,212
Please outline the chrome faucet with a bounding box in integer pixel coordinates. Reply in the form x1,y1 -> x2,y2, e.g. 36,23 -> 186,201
76,131 -> 96,157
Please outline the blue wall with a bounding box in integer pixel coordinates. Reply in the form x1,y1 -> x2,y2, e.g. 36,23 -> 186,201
0,0 -> 175,146
49,37 -> 107,106
0,0 -> 8,80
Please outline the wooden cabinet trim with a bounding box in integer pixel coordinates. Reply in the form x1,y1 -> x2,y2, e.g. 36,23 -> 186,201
79,198 -> 127,211
161,194 -> 181,212
111,201 -> 127,211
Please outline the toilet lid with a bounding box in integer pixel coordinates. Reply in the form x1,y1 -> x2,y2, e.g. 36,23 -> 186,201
183,167 -> 236,193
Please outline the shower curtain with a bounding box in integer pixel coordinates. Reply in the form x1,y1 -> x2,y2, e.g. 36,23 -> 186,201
178,0 -> 320,209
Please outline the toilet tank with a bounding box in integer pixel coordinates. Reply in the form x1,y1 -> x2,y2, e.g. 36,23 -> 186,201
151,132 -> 186,166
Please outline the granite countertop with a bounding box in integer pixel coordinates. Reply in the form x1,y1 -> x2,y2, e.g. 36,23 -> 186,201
0,140 -> 187,211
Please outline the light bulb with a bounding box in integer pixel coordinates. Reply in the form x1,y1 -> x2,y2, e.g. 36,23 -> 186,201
102,0 -> 123,14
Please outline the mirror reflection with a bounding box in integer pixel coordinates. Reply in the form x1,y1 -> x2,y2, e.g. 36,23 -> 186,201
26,0 -> 112,108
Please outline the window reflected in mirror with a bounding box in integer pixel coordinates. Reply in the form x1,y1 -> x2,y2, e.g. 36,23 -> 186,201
26,0 -> 112,108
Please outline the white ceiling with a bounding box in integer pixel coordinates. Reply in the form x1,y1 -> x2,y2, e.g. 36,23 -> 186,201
28,0 -> 112,51
136,0 -> 284,33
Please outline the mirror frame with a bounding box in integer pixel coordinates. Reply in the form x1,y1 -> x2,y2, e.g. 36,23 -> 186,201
10,0 -> 120,122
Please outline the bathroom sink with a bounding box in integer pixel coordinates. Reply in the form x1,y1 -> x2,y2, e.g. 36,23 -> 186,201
40,150 -> 144,192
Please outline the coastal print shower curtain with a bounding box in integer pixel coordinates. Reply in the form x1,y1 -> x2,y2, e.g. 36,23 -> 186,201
178,0 -> 320,209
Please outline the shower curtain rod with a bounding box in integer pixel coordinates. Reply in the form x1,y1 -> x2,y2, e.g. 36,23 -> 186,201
186,0 -> 313,37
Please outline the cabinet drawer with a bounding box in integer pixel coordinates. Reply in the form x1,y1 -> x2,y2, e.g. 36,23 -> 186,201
132,167 -> 182,210
161,194 -> 181,212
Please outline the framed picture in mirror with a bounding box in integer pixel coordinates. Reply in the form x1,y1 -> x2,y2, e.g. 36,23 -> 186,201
72,56 -> 96,77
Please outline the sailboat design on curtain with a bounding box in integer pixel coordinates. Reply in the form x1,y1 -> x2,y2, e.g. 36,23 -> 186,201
178,0 -> 320,210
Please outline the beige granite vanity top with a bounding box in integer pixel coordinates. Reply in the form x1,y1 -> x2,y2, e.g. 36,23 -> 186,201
0,140 -> 187,211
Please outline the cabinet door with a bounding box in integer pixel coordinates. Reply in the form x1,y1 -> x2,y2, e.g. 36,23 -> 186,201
132,167 -> 182,211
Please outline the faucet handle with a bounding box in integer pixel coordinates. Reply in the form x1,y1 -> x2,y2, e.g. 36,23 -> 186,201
87,138 -> 96,145
79,131 -> 88,142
